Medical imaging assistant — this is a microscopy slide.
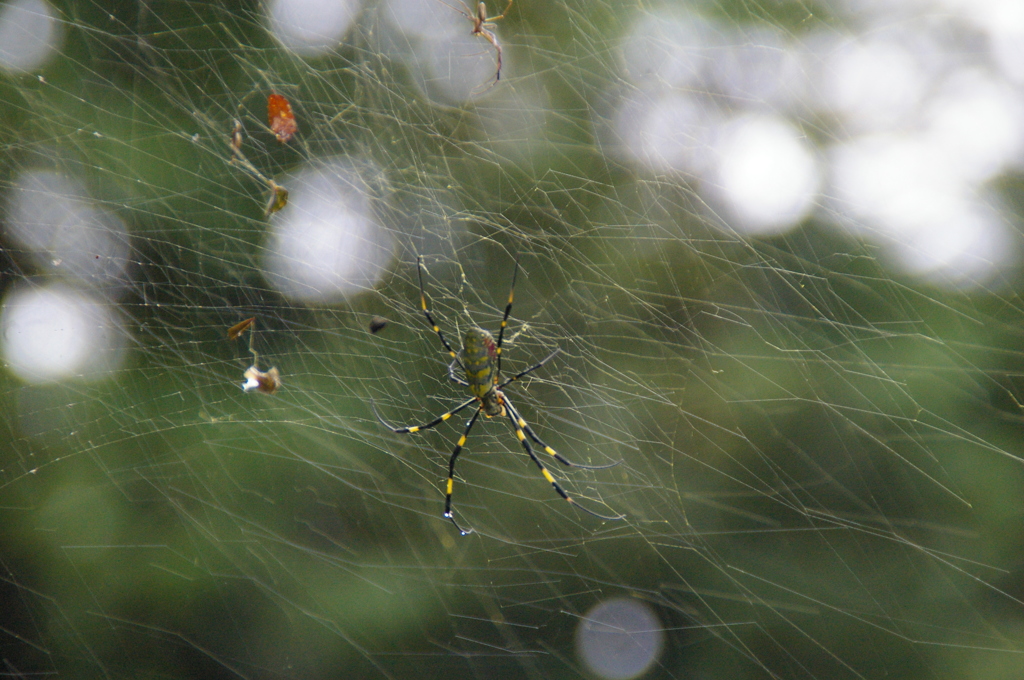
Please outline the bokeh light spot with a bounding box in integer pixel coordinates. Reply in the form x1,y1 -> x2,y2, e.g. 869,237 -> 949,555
1,284 -> 124,384
4,170 -> 131,295
711,114 -> 820,233
0,0 -> 60,73
576,598 -> 664,680
264,159 -> 393,302
267,0 -> 361,56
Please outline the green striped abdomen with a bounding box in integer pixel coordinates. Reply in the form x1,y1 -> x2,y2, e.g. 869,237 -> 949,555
462,328 -> 502,416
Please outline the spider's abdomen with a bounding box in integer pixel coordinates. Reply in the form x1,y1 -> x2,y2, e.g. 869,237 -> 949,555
462,328 -> 503,416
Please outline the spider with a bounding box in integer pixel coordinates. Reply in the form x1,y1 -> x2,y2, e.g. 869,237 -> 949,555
374,257 -> 623,534
440,0 -> 514,89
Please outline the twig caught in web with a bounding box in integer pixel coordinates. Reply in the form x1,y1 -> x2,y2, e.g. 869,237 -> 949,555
228,119 -> 289,216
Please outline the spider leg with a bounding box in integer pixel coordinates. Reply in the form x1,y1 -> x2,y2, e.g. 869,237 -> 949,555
433,0 -> 471,19
475,27 -> 502,84
499,348 -> 560,388
478,0 -> 513,86
494,259 -> 518,376
448,358 -> 469,386
372,396 -> 477,434
503,395 -> 624,522
444,406 -> 483,534
416,256 -> 462,365
485,0 -> 513,22
502,395 -> 621,471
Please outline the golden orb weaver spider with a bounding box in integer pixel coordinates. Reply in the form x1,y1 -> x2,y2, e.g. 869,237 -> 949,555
374,256 -> 624,535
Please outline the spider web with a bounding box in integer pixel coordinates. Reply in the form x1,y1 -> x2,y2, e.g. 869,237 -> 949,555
2,0 -> 1024,678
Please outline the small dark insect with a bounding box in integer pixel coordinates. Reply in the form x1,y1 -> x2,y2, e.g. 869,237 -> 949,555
374,256 -> 623,534
369,316 -> 389,334
267,93 -> 298,143
228,316 -> 281,395
440,0 -> 513,89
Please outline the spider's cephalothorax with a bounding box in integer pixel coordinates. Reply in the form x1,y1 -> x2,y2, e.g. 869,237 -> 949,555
373,257 -> 623,534
461,328 -> 503,416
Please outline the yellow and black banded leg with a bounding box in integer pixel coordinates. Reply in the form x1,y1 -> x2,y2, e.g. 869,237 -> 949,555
498,348 -> 560,390
416,256 -> 460,363
444,406 -> 483,535
372,396 -> 477,434
502,396 -> 621,471
494,259 -> 519,376
504,403 -> 625,522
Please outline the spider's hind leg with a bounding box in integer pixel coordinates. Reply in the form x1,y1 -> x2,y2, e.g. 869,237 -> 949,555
503,398 -> 621,470
444,407 -> 483,535
502,395 -> 624,522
